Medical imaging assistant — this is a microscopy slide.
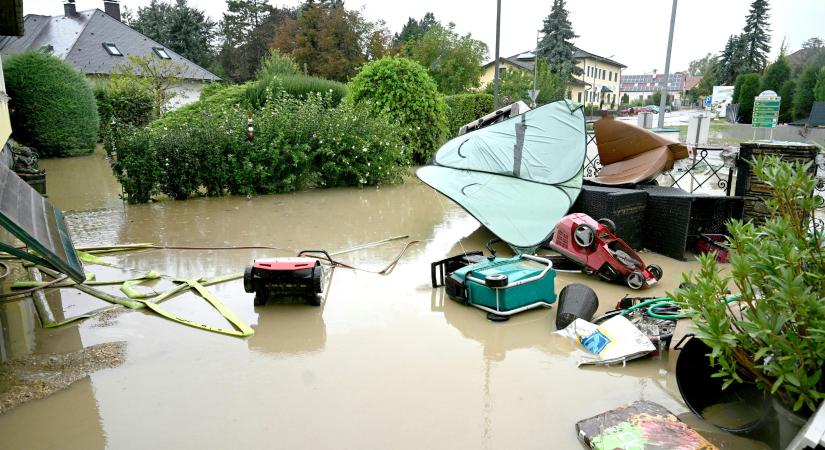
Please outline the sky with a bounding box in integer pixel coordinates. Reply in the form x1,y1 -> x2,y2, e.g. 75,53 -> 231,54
24,0 -> 825,74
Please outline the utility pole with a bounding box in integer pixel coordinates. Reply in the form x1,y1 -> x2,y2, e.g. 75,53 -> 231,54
658,0 -> 678,128
532,31 -> 539,107
493,0 -> 501,109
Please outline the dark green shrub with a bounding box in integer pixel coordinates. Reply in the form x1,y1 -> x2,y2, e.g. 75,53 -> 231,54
444,93 -> 493,136
151,83 -> 253,130
348,57 -> 448,163
95,76 -> 155,138
778,80 -> 796,123
247,74 -> 349,108
793,67 -> 818,121
737,73 -> 761,123
4,52 -> 99,156
106,90 -> 409,202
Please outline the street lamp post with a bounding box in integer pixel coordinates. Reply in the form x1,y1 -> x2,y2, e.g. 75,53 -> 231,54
658,0 -> 678,128
493,0 -> 502,109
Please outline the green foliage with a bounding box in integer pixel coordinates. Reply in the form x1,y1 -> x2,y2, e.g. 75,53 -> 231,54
407,22 -> 488,94
219,1 -> 294,82
778,79 -> 796,123
256,48 -> 299,80
393,12 -> 437,51
444,93 -> 493,137
486,60 -> 563,106
538,0 -> 581,80
126,0 -> 216,68
348,57 -> 448,163
151,83 -> 253,130
737,73 -> 761,123
4,52 -> 99,157
107,90 -> 409,203
793,67 -> 818,120
719,34 -> 749,85
693,61 -> 718,99
675,157 -> 825,414
760,56 -> 791,93
620,93 -> 629,105
741,0 -> 772,73
815,67 -> 825,101
94,75 -> 155,138
247,74 -> 349,108
732,73 -> 747,104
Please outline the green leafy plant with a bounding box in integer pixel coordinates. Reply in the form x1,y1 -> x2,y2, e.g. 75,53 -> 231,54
4,52 -> 99,156
444,93 -> 493,137
247,74 -> 349,108
348,57 -> 448,163
94,75 -> 155,138
675,156 -> 825,414
105,87 -> 409,203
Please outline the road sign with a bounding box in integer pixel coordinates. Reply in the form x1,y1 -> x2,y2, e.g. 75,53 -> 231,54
704,96 -> 712,108
527,89 -> 540,102
752,91 -> 781,129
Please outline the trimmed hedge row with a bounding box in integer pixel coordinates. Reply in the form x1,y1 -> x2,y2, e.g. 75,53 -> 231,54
444,93 -> 494,137
106,90 -> 409,203
4,52 -> 99,156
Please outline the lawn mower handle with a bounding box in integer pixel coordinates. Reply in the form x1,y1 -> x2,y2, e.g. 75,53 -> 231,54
466,254 -> 553,289
297,250 -> 333,263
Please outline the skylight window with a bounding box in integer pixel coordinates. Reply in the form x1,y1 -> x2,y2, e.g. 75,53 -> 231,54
102,42 -> 123,56
153,47 -> 171,60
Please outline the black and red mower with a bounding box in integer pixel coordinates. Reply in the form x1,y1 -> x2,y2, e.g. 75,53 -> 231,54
546,213 -> 663,289
243,250 -> 331,306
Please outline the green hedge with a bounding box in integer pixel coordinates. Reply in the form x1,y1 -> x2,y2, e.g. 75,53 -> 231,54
95,76 -> 155,138
247,74 -> 349,108
348,57 -> 448,163
4,52 -> 99,156
106,91 -> 410,203
444,93 -> 494,137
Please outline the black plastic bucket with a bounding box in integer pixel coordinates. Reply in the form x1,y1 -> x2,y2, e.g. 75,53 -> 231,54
674,335 -> 773,434
555,283 -> 599,329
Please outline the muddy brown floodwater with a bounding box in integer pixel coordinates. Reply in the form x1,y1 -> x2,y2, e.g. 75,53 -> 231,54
0,151 -> 769,449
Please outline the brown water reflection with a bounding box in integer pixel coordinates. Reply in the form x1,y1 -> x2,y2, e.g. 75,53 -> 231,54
0,154 -> 732,449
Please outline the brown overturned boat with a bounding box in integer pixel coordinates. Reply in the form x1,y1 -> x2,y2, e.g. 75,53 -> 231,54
590,117 -> 688,185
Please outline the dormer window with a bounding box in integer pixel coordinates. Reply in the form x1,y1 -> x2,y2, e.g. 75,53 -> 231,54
153,47 -> 171,60
102,42 -> 123,56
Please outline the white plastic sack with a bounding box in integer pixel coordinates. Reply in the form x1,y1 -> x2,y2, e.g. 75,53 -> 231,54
555,315 -> 656,366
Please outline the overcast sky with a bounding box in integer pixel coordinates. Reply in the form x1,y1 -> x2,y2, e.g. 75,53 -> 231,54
24,0 -> 825,74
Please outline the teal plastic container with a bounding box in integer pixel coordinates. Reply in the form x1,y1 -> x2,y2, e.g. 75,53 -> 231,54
448,255 -> 556,314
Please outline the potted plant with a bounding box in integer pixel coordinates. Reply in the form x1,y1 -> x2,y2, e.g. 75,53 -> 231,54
674,157 -> 824,428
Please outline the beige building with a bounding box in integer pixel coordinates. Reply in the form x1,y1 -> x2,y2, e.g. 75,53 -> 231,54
481,47 -> 626,109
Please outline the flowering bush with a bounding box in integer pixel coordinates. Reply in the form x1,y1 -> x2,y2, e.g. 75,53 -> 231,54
105,87 -> 409,203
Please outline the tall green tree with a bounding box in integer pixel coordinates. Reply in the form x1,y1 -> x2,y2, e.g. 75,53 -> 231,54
759,55 -> 790,93
737,73 -> 761,123
793,66 -> 818,119
127,0 -> 216,69
219,0 -> 294,82
272,1 -> 382,82
741,0 -> 771,73
778,79 -> 796,123
688,53 -> 716,76
732,72 -> 747,104
801,37 -> 823,50
537,0 -> 581,83
692,59 -> 718,98
815,67 -> 825,101
393,12 -> 437,52
408,22 -> 488,94
485,59 -> 563,106
719,34 -> 748,84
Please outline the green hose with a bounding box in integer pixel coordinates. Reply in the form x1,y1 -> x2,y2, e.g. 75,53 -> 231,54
620,294 -> 742,320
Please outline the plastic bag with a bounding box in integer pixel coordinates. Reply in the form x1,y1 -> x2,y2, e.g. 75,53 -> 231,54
555,315 -> 656,366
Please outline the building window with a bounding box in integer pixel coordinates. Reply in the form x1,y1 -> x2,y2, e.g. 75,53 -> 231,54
567,90 -> 572,100
577,92 -> 582,103
153,47 -> 171,59
102,42 -> 123,56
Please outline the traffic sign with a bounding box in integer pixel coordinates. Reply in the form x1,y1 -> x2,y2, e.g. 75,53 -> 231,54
704,96 -> 712,108
752,91 -> 781,129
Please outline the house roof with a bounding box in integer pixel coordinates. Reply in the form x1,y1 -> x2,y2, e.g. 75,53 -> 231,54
684,75 -> 703,91
484,46 -> 626,71
620,73 -> 685,92
0,9 -> 219,81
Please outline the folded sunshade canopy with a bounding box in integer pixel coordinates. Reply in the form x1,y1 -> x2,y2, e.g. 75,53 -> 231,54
417,101 -> 585,250
0,160 -> 84,283
590,117 -> 689,185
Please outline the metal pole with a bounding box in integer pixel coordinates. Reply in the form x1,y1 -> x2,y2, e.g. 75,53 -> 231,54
658,0 -> 678,129
493,0 -> 501,109
532,31 -> 539,108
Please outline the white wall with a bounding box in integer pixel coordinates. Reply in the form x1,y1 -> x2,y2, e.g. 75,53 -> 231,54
167,80 -> 206,110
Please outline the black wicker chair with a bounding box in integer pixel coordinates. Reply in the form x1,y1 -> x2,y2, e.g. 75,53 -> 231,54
571,185 -> 648,249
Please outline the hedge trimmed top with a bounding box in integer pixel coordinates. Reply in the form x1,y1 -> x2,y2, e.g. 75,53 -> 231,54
4,52 -> 99,156
349,57 -> 448,163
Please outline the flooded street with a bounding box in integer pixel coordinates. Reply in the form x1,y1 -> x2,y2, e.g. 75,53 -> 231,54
1,151 -> 737,449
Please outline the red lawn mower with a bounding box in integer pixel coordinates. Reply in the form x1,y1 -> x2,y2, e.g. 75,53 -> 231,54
546,213 -> 662,289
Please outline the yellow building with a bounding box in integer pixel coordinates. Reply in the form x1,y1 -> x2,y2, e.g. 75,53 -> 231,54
481,47 -> 626,109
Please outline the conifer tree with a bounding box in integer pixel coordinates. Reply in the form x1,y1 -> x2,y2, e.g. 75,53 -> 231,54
760,55 -> 790,93
792,67 -> 817,120
741,0 -> 771,73
537,0 -> 581,81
